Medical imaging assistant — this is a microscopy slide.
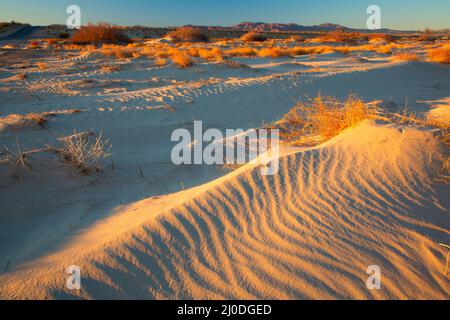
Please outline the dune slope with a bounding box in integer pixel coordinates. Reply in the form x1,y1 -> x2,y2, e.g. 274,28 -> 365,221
0,120 -> 449,299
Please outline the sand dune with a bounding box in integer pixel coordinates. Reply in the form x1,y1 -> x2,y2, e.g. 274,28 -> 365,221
1,120 -> 448,299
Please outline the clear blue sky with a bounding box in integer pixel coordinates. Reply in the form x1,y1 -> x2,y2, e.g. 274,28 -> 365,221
1,0 -> 449,30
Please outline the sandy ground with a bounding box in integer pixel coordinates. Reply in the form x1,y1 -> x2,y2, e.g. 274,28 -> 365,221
0,41 -> 449,299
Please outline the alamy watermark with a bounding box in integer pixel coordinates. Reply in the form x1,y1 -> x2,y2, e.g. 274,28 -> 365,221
366,5 -> 382,30
171,121 -> 280,175
366,265 -> 381,290
66,265 -> 81,290
66,5 -> 81,29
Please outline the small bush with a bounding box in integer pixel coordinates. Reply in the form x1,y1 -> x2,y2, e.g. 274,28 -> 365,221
56,131 -> 111,173
417,34 -> 437,42
155,57 -> 168,66
198,47 -> 223,61
393,53 -> 419,62
258,47 -> 290,58
427,45 -> 450,63
277,94 -> 376,145
240,32 -> 267,42
368,33 -> 394,43
170,50 -> 192,68
71,23 -> 132,45
225,47 -> 257,57
318,31 -> 360,44
167,27 -> 209,43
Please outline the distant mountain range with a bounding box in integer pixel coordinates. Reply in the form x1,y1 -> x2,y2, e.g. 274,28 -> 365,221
212,22 -> 415,33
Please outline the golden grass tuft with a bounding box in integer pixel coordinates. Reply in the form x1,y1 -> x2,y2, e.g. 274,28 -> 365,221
427,45 -> 450,63
56,131 -> 112,173
167,27 -> 209,43
224,47 -> 257,57
240,32 -> 267,42
317,31 -> 360,44
368,33 -> 394,43
257,47 -> 290,58
170,50 -> 192,68
393,53 -> 419,62
198,47 -> 223,61
71,23 -> 132,45
277,94 -> 377,145
154,57 -> 168,66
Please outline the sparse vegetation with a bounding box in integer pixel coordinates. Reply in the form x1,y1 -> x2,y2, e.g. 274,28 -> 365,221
54,131 -> 112,173
368,33 -> 394,43
240,32 -> 267,42
170,49 -> 193,67
427,44 -> 450,63
167,26 -> 209,43
276,94 -> 377,145
71,23 -> 132,45
317,31 -> 361,44
393,53 -> 419,62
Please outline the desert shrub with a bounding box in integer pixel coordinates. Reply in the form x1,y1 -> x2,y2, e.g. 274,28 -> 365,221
170,50 -> 192,67
368,33 -> 394,43
188,47 -> 200,57
224,47 -> 257,57
240,32 -> 267,42
198,47 -> 223,61
167,26 -> 209,43
99,45 -> 134,59
376,44 -> 393,54
427,45 -> 450,63
318,31 -> 360,44
155,57 -> 168,66
55,131 -> 111,173
276,94 -> 376,145
258,47 -> 290,58
71,23 -> 132,45
417,34 -> 437,42
393,53 -> 419,62
289,46 -> 316,56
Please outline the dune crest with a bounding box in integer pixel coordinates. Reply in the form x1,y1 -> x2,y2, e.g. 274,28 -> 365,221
1,120 -> 449,299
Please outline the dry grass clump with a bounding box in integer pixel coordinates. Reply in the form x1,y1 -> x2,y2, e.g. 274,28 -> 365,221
317,31 -> 360,44
198,47 -> 223,61
427,44 -> 450,63
257,47 -> 290,58
417,29 -> 437,42
71,23 -> 132,45
167,26 -> 209,43
155,57 -> 168,66
55,131 -> 112,173
417,34 -> 437,42
1,129 -> 110,175
368,33 -> 394,43
224,47 -> 257,57
393,53 -> 419,62
277,94 -> 376,145
170,50 -> 192,68
241,32 -> 267,42
99,44 -> 135,59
